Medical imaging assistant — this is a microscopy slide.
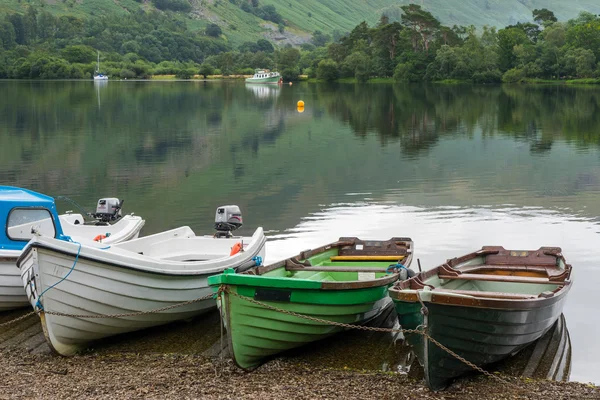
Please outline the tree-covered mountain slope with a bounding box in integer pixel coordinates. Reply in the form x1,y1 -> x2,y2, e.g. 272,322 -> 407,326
1,0 -> 600,46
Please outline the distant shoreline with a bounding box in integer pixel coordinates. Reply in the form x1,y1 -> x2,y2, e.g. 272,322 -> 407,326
2,77 -> 600,85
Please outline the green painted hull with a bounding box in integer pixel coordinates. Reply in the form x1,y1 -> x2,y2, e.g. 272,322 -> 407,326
219,283 -> 390,370
390,292 -> 569,391
245,76 -> 280,83
208,237 -> 413,370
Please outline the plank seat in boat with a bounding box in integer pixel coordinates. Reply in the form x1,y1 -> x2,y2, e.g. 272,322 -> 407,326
431,288 -> 538,300
438,273 -> 561,285
285,265 -> 391,273
330,255 -> 405,262
460,265 -> 566,278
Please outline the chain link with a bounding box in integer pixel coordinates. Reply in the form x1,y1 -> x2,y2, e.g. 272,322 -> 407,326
222,287 -> 528,393
0,311 -> 37,327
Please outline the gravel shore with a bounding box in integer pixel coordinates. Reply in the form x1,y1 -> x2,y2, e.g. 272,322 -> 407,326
0,348 -> 598,400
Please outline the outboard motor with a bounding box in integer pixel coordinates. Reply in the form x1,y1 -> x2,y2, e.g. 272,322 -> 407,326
214,205 -> 242,238
92,198 -> 124,223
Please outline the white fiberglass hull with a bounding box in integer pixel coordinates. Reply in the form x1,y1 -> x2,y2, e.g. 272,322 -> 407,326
0,214 -> 144,312
0,252 -> 27,311
19,227 -> 266,356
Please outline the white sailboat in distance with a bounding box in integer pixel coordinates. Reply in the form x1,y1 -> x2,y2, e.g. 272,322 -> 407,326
93,51 -> 108,80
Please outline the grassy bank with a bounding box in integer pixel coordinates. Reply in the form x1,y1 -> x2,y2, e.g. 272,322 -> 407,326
505,78 -> 600,85
150,75 -> 250,80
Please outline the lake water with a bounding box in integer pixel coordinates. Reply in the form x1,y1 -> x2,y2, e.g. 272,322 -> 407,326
1,80 -> 599,383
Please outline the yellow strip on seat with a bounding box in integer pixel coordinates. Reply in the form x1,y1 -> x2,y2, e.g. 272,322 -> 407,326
330,255 -> 405,261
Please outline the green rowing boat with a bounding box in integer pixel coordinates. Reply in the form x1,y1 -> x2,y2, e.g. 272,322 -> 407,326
208,236 -> 413,370
388,246 -> 572,391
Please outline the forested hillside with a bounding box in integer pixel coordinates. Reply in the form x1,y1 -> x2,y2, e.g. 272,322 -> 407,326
2,0 -> 600,47
2,2 -> 600,81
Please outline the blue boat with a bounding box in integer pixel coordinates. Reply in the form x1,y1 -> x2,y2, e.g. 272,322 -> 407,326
0,186 -> 144,311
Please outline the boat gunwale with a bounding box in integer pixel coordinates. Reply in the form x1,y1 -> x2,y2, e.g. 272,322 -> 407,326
212,237 -> 414,290
389,245 -> 572,310
389,283 -> 571,310
17,234 -> 266,277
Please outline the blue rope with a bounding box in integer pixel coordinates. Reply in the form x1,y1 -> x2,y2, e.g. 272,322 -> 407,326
35,241 -> 82,311
252,256 -> 263,266
386,263 -> 407,274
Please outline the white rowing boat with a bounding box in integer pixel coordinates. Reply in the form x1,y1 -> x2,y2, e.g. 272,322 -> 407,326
18,206 -> 266,356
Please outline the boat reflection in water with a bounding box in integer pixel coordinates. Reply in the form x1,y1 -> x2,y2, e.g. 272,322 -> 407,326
245,83 -> 281,100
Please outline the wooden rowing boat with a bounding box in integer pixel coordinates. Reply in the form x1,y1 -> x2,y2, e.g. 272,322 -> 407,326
388,246 -> 572,391
208,236 -> 413,370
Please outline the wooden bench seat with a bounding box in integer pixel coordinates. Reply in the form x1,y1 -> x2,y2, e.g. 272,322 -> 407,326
432,288 -> 538,300
438,273 -> 560,285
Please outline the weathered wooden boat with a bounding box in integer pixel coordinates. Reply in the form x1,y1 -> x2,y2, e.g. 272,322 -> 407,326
0,186 -> 144,311
17,205 -> 266,356
388,246 -> 572,391
208,237 -> 413,370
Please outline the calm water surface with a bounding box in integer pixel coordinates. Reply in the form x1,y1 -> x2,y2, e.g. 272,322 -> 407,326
1,81 -> 600,383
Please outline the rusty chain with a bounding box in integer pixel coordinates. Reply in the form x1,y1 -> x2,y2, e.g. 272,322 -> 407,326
0,311 -> 37,327
221,287 -> 529,393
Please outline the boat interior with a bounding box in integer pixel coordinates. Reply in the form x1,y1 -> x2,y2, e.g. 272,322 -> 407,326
113,226 -> 260,262
255,237 -> 413,282
6,212 -> 140,243
396,247 -> 571,300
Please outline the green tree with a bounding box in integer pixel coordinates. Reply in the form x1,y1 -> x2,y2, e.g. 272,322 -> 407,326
61,45 -> 96,63
37,11 -> 56,40
564,48 -> 595,77
317,59 -> 339,81
497,27 -> 529,71
198,63 -> 214,78
371,22 -> 403,76
0,20 -> 16,50
400,4 -> 441,53
566,13 -> 600,60
206,23 -> 222,38
277,47 -> 300,71
256,39 -> 274,53
533,8 -> 557,26
311,30 -> 331,47
342,51 -> 371,81
8,14 -> 27,45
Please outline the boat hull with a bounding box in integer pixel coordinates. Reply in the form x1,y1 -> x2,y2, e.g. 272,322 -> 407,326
0,255 -> 27,311
390,290 -> 570,391
19,229 -> 266,356
217,282 -> 392,370
245,76 -> 280,84
0,215 -> 144,312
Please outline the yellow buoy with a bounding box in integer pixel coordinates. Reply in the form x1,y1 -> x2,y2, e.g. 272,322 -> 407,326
297,106 -> 305,113
297,100 -> 304,107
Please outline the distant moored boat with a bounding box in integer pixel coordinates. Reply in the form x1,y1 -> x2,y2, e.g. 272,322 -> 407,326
245,69 -> 281,84
93,51 -> 108,81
